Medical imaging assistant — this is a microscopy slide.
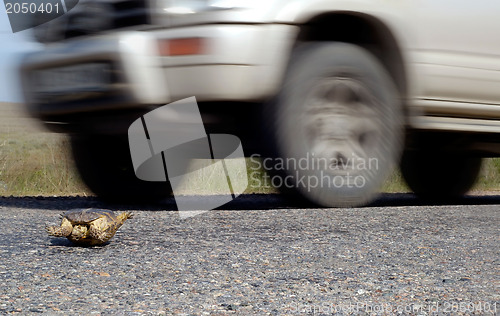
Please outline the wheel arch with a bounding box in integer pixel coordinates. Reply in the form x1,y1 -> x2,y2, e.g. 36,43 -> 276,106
291,12 -> 408,103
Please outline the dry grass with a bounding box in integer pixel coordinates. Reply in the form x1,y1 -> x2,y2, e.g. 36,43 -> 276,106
0,103 -> 88,196
0,132 -> 89,196
1,131 -> 500,197
474,158 -> 500,191
1,103 -> 499,197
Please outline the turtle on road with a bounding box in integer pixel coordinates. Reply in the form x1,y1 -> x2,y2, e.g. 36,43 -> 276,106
46,208 -> 133,246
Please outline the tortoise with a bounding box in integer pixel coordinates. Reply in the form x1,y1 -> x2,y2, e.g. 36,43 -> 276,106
46,208 -> 133,245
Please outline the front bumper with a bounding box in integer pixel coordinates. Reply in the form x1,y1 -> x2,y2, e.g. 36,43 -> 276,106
20,24 -> 297,119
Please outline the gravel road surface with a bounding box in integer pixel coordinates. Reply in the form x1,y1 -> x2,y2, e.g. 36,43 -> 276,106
0,194 -> 498,315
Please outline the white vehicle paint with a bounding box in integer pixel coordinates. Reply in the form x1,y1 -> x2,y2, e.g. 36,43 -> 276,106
18,0 -> 500,205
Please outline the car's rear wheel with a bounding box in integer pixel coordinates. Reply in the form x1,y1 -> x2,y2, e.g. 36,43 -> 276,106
401,150 -> 482,201
71,135 -> 172,202
265,42 -> 404,207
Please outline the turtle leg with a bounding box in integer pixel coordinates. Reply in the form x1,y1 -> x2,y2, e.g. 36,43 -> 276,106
117,211 -> 133,225
106,212 -> 132,240
104,211 -> 133,237
46,218 -> 73,237
87,213 -> 132,244
88,225 -> 114,244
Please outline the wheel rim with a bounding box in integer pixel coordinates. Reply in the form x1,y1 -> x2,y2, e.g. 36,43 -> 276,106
301,76 -> 384,177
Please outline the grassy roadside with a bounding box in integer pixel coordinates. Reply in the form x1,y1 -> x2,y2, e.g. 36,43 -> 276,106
0,132 -> 89,196
1,131 -> 500,197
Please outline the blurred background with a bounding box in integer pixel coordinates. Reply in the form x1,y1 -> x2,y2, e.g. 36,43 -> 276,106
0,7 -> 88,196
1,6 -> 500,197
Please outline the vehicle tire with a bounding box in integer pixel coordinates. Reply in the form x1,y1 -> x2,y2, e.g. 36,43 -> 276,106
70,135 -> 172,202
400,150 -> 481,201
265,42 -> 404,207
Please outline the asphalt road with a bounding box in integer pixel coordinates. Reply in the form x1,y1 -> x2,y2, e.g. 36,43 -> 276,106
0,194 -> 498,315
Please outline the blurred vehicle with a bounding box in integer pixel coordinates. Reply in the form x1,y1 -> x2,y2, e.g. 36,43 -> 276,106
19,0 -> 500,206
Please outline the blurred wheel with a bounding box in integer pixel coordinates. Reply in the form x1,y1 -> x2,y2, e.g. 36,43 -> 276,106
71,135 -> 172,202
266,42 -> 403,207
401,150 -> 481,201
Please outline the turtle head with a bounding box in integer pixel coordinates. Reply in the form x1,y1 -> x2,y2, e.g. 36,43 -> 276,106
70,225 -> 89,241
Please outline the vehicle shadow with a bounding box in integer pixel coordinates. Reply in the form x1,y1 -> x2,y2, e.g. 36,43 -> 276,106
1,192 -> 500,211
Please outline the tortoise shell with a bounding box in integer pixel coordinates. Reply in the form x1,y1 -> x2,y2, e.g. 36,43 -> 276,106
46,208 -> 133,246
63,208 -> 118,224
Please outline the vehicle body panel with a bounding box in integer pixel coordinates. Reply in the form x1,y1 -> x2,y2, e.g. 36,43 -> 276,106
19,0 -> 500,134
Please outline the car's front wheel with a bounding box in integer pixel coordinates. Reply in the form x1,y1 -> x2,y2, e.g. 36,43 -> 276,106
266,42 -> 404,207
71,135 -> 172,202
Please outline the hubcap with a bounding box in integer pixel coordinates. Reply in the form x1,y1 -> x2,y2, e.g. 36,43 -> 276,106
302,76 -> 383,176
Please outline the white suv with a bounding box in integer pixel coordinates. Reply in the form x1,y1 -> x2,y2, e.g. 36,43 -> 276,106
20,0 -> 500,205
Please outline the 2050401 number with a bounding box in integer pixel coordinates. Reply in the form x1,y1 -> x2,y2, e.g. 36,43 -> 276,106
5,2 -> 60,14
